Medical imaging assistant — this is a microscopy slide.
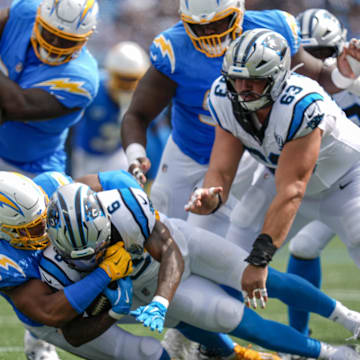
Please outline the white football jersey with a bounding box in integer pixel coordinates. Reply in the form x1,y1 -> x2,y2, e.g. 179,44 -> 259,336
40,188 -> 162,300
97,187 -> 160,293
209,74 -> 360,195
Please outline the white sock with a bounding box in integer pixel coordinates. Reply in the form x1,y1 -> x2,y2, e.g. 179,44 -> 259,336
319,342 -> 337,359
328,301 -> 359,336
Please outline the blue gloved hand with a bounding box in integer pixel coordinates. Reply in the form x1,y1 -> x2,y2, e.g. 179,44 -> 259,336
130,299 -> 167,333
104,277 -> 133,320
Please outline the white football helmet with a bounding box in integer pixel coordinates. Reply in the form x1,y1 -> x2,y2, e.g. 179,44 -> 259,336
179,0 -> 245,57
297,9 -> 347,58
0,172 -> 49,250
104,41 -> 150,106
222,29 -> 290,139
31,0 -> 99,66
47,183 -> 111,272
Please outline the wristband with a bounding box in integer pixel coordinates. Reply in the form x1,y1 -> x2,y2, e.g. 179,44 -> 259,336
331,67 -> 354,89
152,295 -> 169,309
125,143 -> 146,165
245,234 -> 277,267
210,193 -> 223,214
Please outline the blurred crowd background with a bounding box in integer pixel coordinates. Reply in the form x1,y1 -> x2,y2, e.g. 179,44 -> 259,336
2,0 -> 360,66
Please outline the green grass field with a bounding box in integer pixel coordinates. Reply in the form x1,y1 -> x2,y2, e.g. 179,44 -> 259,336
1,237 -> 359,360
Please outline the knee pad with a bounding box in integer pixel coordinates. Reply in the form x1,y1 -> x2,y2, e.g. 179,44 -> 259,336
139,336 -> 164,360
289,223 -> 333,259
214,297 -> 244,333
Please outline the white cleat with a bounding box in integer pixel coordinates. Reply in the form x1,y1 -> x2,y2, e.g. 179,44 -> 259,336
327,345 -> 360,360
331,302 -> 360,340
161,328 -> 199,360
24,330 -> 60,360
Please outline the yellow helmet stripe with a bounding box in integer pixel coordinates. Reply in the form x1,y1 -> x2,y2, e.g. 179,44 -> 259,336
0,193 -> 23,216
81,0 -> 96,22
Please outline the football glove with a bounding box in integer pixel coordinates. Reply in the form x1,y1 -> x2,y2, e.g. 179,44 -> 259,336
99,242 -> 133,281
104,277 -> 133,320
130,300 -> 167,333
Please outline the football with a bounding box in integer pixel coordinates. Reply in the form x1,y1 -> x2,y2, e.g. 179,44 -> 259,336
86,294 -> 111,317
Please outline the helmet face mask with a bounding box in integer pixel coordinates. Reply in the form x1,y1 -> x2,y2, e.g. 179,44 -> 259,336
31,0 -> 99,66
297,8 -> 347,60
0,172 -> 49,250
47,183 -> 111,272
179,0 -> 245,57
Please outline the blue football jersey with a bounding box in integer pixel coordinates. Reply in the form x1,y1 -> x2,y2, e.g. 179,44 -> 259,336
0,240 -> 43,326
150,10 -> 300,164
0,0 -> 99,173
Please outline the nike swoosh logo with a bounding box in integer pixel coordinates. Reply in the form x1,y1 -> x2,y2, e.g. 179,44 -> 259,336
339,181 -> 352,190
124,290 -> 130,304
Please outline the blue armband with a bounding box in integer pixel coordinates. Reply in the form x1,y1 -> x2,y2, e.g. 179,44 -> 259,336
63,268 -> 111,314
98,170 -> 141,191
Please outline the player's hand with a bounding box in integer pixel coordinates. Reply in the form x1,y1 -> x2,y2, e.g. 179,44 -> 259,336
99,242 -> 133,281
184,186 -> 223,215
105,277 -> 133,320
128,158 -> 151,186
241,264 -> 268,309
130,301 -> 167,333
338,39 -> 360,79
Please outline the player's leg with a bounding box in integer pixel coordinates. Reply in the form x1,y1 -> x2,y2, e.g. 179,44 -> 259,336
287,220 -> 334,334
150,135 -> 207,220
168,275 -> 356,359
24,329 -> 60,360
26,323 -> 168,360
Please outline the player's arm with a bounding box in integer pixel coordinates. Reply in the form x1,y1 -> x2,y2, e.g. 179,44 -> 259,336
0,75 -> 78,122
241,127 -> 322,298
1,243 -> 131,328
292,43 -> 360,94
291,46 -> 338,93
145,220 -> 184,303
1,279 -> 79,328
60,312 -> 116,347
186,125 -> 244,214
0,8 -> 9,39
121,65 -> 176,182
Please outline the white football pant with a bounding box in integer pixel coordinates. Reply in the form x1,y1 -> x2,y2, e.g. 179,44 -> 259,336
226,164 -> 360,269
150,135 -> 260,236
25,323 -> 164,360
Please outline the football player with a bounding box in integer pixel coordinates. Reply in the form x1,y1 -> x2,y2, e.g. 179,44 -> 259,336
0,0 -> 99,177
46,181 -> 360,359
0,170 -> 169,360
71,41 -> 171,181
186,28 -> 360,358
121,0 -> 360,237
286,8 -> 360,336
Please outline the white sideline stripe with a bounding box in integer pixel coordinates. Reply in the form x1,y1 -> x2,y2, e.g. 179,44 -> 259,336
0,346 -> 67,353
0,347 -> 23,352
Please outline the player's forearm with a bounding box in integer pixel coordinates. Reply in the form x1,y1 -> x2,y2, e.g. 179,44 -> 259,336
61,313 -> 116,347
121,111 -> 149,149
155,243 -> 184,303
261,183 -> 305,249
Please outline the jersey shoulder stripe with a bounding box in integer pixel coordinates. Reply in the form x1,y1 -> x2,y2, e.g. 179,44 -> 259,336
39,256 -> 73,288
287,93 -> 324,141
118,188 -> 150,240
